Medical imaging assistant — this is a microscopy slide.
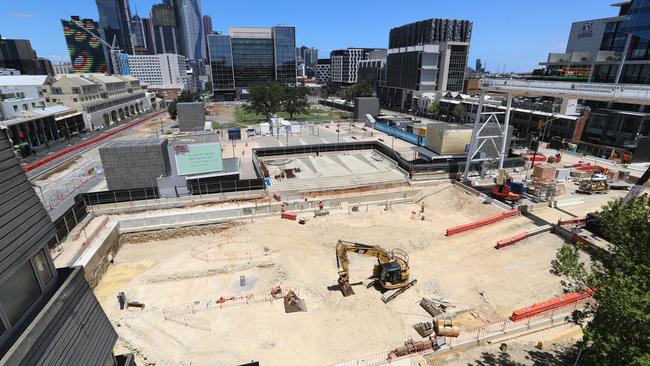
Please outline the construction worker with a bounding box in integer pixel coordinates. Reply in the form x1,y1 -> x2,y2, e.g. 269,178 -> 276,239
420,202 -> 425,213
318,200 -> 324,210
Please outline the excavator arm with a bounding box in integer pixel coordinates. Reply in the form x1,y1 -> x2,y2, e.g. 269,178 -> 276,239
336,240 -> 410,297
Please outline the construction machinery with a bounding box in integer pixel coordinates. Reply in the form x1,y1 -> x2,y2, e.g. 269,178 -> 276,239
335,239 -> 416,302
491,169 -> 522,202
577,173 -> 610,194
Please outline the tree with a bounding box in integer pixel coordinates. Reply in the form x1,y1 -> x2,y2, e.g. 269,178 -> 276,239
551,197 -> 650,365
338,80 -> 373,106
60,125 -> 71,144
168,90 -> 200,120
244,82 -> 286,120
204,81 -> 213,93
282,86 -> 309,119
427,101 -> 440,118
451,105 -> 467,122
320,84 -> 330,98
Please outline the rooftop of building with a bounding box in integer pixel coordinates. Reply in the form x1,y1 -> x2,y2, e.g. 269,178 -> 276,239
105,138 -> 167,148
0,75 -> 49,86
170,133 -> 221,146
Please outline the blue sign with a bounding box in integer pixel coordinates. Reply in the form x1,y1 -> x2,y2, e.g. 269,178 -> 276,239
373,122 -> 421,145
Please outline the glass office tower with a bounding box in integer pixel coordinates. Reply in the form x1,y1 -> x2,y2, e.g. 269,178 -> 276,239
273,26 -> 297,85
207,34 -> 235,99
95,0 -> 133,73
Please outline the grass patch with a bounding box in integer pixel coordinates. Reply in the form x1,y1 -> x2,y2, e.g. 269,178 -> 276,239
232,106 -> 351,126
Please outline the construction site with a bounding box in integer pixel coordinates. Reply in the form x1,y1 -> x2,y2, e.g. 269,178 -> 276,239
42,90 -> 649,366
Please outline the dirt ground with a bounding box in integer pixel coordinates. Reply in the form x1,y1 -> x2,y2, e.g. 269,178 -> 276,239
96,185 -> 579,366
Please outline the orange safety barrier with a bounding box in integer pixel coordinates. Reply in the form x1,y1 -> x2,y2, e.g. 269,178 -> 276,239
281,211 -> 297,221
495,231 -> 529,249
23,110 -> 166,172
510,289 -> 594,321
557,216 -> 587,226
446,210 -> 519,236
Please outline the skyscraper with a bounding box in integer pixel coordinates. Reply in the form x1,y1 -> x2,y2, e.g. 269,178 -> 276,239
171,0 -> 206,60
0,37 -> 53,75
61,16 -> 109,73
203,15 -> 212,34
96,0 -> 133,73
475,58 -> 483,73
207,25 -> 296,100
150,3 -> 180,54
130,15 -> 148,54
381,18 -> 473,109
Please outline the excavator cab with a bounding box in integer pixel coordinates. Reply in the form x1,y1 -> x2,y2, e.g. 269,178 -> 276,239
380,262 -> 403,285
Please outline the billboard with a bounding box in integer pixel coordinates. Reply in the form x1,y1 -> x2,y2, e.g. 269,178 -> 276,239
61,17 -> 108,73
174,142 -> 223,176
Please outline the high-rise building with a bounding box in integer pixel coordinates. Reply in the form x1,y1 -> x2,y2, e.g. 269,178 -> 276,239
150,3 -> 180,54
475,58 -> 483,73
296,46 -> 318,78
315,58 -> 331,84
142,17 -> 155,54
380,18 -> 473,109
202,15 -> 212,57
125,53 -> 188,89
535,0 -> 650,149
61,17 -> 109,74
96,0 -> 133,74
130,15 -> 149,54
0,37 -> 53,75
329,48 -> 385,92
171,0 -> 206,60
207,26 -> 296,100
0,128 -> 136,365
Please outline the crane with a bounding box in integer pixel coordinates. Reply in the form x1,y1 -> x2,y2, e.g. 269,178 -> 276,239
335,240 -> 416,303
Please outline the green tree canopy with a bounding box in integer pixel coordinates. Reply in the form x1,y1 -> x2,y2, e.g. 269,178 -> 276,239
244,82 -> 286,120
338,80 -> 374,105
427,101 -> 440,117
551,197 -> 650,365
168,90 -> 200,120
282,86 -> 309,118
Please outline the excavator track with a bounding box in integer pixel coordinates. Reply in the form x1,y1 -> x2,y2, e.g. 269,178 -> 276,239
381,279 -> 417,304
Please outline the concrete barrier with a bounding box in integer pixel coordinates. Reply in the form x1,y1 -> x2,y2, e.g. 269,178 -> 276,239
550,198 -> 584,208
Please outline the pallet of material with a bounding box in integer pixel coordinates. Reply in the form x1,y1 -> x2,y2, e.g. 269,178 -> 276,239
281,211 -> 297,220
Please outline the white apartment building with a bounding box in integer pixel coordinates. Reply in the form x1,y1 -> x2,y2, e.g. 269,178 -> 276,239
126,54 -> 188,90
0,75 -> 48,121
52,63 -> 73,75
315,60 -> 330,85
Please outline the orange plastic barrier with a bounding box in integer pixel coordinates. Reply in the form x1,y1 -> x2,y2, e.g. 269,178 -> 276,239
445,210 -> 519,236
281,212 -> 296,221
495,231 -> 529,249
510,289 -> 594,321
557,216 -> 587,226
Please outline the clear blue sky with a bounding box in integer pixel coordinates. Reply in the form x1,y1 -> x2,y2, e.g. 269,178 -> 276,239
0,0 -> 618,72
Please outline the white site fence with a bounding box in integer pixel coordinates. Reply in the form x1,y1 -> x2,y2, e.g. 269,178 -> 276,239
331,298 -> 591,366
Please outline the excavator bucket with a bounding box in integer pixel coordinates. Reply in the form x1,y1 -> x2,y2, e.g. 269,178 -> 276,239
338,275 -> 355,297
283,290 -> 307,313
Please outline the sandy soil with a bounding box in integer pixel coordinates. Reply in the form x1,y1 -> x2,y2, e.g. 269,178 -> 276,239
96,185 -> 575,366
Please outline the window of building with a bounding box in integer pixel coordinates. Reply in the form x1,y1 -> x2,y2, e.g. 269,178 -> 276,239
32,250 -> 53,285
13,105 -> 18,112
0,261 -> 42,324
22,104 -> 28,111
73,98 -> 78,103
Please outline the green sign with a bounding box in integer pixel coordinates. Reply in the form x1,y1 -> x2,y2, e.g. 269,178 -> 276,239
174,142 -> 223,175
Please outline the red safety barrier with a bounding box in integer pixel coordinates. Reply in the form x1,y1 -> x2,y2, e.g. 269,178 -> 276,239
446,210 -> 519,236
495,231 -> 529,249
281,212 -> 297,221
23,110 -> 166,172
557,216 -> 587,226
272,192 -> 281,202
572,164 -> 608,174
510,289 -> 594,321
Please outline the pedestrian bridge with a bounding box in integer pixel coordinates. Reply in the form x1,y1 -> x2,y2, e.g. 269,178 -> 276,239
480,78 -> 650,105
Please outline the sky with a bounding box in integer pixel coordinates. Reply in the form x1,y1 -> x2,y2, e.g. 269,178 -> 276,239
0,0 -> 619,72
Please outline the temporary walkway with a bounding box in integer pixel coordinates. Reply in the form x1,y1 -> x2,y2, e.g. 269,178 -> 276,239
480,78 -> 650,105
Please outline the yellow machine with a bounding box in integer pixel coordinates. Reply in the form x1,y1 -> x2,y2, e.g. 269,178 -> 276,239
336,240 -> 416,302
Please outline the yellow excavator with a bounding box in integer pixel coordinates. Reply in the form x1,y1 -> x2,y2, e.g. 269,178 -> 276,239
336,239 -> 417,303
